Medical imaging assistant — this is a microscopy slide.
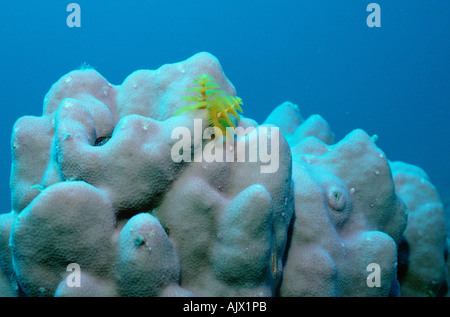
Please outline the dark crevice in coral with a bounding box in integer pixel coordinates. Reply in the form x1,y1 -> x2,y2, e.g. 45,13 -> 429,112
396,236 -> 410,284
94,135 -> 112,147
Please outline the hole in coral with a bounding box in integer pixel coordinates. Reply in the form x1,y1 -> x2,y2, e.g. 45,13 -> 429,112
134,236 -> 145,247
334,192 -> 341,202
327,187 -> 346,211
94,135 -> 112,146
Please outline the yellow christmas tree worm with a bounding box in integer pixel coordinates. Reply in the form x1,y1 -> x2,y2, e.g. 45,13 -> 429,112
174,74 -> 243,135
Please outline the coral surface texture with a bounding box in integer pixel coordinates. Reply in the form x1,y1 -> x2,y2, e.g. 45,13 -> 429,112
0,52 -> 448,297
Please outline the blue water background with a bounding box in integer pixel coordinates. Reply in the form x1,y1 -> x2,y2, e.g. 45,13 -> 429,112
0,0 -> 449,214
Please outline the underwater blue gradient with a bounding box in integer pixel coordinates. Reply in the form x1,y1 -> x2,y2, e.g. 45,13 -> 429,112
0,0 -> 449,213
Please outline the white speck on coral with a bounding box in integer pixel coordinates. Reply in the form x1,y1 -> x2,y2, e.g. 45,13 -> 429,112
350,188 -> 356,194
64,76 -> 72,83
